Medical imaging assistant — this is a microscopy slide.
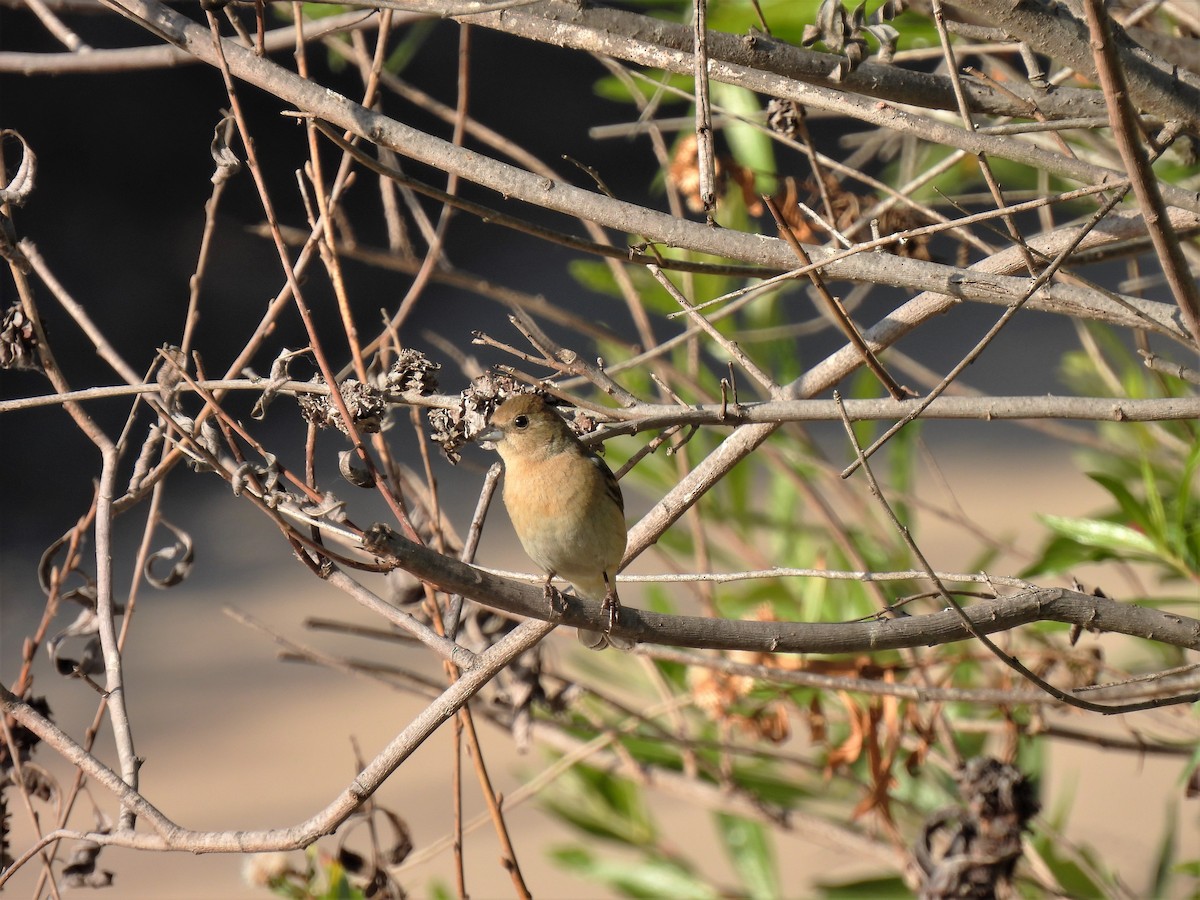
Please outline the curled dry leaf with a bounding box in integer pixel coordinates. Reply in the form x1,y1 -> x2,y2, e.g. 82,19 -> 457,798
14,762 -> 58,805
339,448 -> 374,488
379,809 -> 414,865
39,530 -> 85,597
155,344 -> 188,414
143,518 -> 195,589
766,98 -> 803,140
456,604 -> 547,751
0,129 -> 36,206
210,113 -> 241,186
231,452 -> 281,498
913,757 -> 1039,899
251,346 -> 311,420
333,806 -> 412,898
128,422 -> 166,493
299,491 -> 348,524
60,816 -> 115,890
689,665 -> 754,720
877,206 -> 934,261
666,133 -> 763,214
0,695 -> 52,770
769,177 -> 818,244
725,160 -> 764,216
802,0 -> 905,80
46,586 -> 111,678
668,134 -> 699,210
176,415 -> 222,473
0,302 -> 41,372
0,794 -> 11,870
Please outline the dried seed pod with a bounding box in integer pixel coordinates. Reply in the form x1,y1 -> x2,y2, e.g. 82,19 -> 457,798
298,376 -> 386,434
384,348 -> 440,395
0,303 -> 40,372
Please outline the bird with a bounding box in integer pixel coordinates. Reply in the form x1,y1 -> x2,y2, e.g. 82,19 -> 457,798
477,393 -> 628,649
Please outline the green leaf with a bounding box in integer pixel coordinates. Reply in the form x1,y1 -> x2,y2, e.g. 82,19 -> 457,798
1027,830 -> 1108,898
1020,533 -> 1109,578
1087,472 -> 1151,532
1150,801 -> 1178,898
1038,514 -> 1158,557
569,259 -> 622,297
382,19 -> 436,75
816,874 -> 911,898
715,813 -> 778,900
540,766 -> 656,847
710,83 -> 776,191
550,845 -> 719,899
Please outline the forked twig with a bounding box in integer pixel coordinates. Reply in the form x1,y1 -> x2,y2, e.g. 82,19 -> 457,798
833,392 -> 1196,715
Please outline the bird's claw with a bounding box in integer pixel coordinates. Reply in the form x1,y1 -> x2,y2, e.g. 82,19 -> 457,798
600,592 -> 620,635
544,582 -> 568,620
583,586 -> 633,651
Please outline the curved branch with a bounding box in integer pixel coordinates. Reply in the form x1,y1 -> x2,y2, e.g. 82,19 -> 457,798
362,0 -> 1113,122
0,618 -> 555,869
362,528 -> 1200,655
376,0 -> 1200,213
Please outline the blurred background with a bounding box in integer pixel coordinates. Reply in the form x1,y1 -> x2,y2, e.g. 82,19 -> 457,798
2,1 -> 1198,896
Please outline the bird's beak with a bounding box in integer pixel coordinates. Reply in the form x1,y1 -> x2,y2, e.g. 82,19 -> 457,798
475,425 -> 502,446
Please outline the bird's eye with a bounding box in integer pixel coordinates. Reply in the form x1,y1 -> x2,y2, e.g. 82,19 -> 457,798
513,415 -> 529,429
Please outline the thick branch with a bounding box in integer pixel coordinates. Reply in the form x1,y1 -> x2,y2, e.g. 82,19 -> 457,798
946,0 -> 1200,135
365,530 -> 1200,654
110,0 -> 1200,294
385,0 -> 1200,212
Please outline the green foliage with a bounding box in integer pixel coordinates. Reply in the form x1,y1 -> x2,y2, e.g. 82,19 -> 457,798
711,83 -> 778,194
1026,828 -> 1114,899
1024,328 -> 1200,586
714,813 -> 779,900
815,874 -> 912,898
540,766 -> 658,847
550,845 -> 720,899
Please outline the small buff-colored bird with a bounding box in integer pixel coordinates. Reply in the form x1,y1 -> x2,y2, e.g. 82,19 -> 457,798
477,393 -> 628,648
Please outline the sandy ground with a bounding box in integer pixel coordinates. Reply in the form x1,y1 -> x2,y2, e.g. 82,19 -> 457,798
2,446 -> 1197,898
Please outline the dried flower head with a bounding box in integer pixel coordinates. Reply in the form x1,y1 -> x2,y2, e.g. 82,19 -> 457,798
428,372 -> 524,463
383,348 -> 440,396
297,376 -> 386,434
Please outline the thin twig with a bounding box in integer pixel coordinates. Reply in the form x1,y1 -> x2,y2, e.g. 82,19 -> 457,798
648,266 -> 779,395
764,196 -> 906,399
691,0 -> 715,214
833,392 -> 1194,715
1081,0 -> 1200,347
0,618 -> 557,877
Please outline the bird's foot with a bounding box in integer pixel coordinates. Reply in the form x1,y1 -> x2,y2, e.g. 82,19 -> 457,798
544,581 -> 569,621
600,591 -> 621,635
580,581 -> 633,651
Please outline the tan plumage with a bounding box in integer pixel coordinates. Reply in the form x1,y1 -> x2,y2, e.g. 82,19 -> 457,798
478,394 -> 627,647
